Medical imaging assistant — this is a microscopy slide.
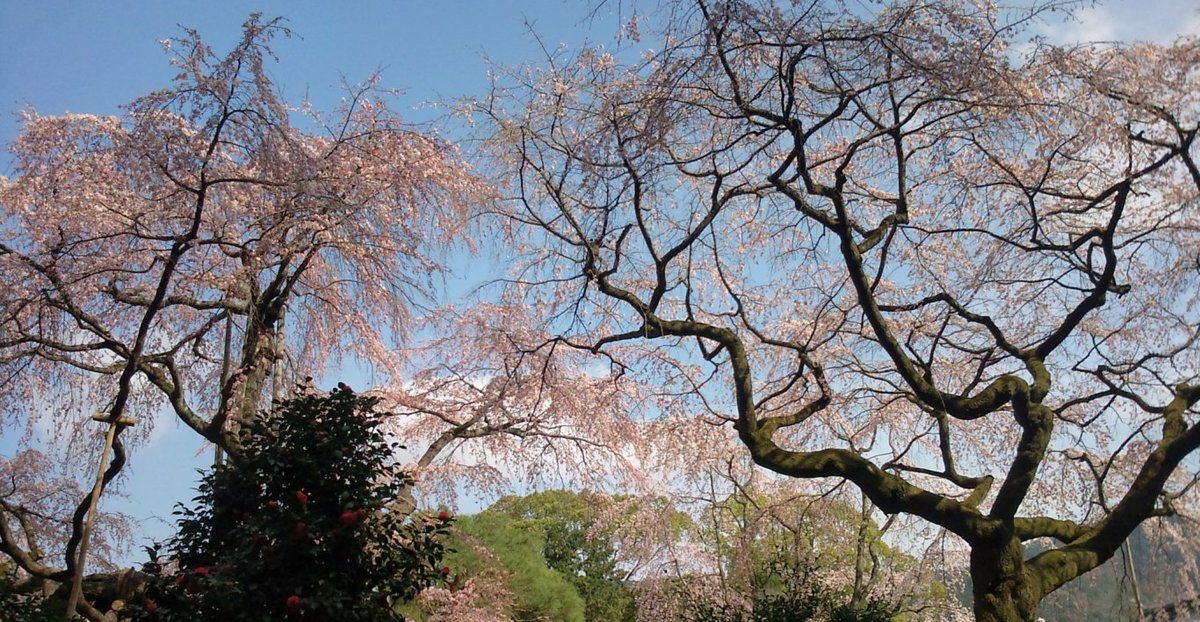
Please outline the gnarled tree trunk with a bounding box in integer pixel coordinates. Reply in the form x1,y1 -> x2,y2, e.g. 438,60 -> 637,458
971,536 -> 1040,622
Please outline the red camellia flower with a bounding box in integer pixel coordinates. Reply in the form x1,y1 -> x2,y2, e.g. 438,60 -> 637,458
437,511 -> 451,521
294,490 -> 308,505
440,566 -> 451,576
355,508 -> 368,521
285,594 -> 301,613
340,510 -> 357,526
193,566 -> 209,576
267,500 -> 279,509
144,600 -> 157,615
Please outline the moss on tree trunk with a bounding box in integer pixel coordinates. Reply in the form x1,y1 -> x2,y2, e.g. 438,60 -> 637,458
971,536 -> 1039,622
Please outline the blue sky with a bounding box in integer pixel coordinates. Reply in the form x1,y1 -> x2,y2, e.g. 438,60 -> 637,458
4,0 -> 1196,150
0,1 -> 626,160
1,0 -> 1198,567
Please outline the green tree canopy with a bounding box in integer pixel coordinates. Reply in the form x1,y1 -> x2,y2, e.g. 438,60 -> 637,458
485,490 -> 637,622
447,511 -> 587,622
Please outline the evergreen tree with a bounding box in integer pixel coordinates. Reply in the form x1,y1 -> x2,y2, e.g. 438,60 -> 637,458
485,491 -> 637,622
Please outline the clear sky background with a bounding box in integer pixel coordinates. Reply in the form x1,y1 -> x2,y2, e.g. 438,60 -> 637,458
1,0 -> 1198,567
0,1 -> 631,160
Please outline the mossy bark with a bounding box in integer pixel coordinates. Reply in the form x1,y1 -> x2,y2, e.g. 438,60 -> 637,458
971,536 -> 1039,622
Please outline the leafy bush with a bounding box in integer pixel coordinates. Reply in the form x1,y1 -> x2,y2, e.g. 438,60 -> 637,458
0,565 -> 53,622
678,555 -> 897,622
129,387 -> 451,621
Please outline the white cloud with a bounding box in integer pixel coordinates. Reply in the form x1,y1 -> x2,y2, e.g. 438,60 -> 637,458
1073,6 -> 1118,42
1036,0 -> 1199,45
1183,11 -> 1200,38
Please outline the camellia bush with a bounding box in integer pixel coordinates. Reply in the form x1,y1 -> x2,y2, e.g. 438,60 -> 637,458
1,564 -> 52,622
129,386 -> 452,621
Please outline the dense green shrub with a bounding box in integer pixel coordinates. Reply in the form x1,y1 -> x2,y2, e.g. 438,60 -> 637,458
0,565 -> 52,622
128,387 -> 451,622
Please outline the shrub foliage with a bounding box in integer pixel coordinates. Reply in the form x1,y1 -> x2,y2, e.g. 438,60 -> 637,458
132,387 -> 450,621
